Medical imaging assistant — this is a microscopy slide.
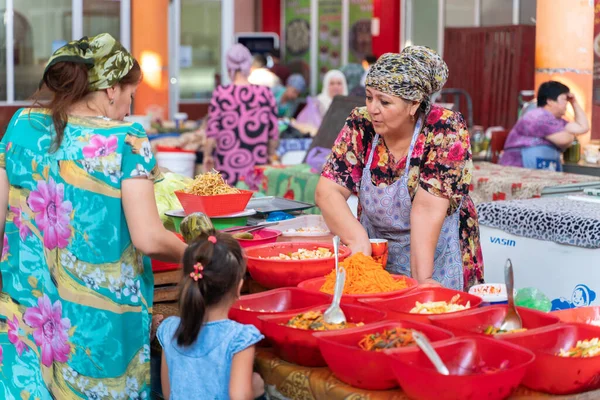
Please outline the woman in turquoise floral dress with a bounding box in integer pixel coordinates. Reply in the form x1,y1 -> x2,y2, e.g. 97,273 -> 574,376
0,33 -> 186,399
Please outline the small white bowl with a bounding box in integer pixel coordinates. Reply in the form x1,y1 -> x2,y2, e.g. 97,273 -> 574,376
468,283 -> 515,304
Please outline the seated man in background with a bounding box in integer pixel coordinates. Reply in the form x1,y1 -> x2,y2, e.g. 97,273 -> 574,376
248,53 -> 281,88
274,74 -> 307,118
499,81 -> 589,171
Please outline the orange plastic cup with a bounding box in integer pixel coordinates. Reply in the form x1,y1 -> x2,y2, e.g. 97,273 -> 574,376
370,239 -> 388,268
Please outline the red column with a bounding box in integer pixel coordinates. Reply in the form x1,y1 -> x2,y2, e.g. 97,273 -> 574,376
372,0 -> 401,57
261,0 -> 281,37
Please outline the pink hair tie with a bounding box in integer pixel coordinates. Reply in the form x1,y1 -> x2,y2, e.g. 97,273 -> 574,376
190,262 -> 204,281
208,236 -> 217,244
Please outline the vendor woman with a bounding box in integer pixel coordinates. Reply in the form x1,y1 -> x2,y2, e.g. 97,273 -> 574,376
315,47 -> 484,291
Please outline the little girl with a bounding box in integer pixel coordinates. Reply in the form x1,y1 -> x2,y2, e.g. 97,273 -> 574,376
158,232 -> 266,400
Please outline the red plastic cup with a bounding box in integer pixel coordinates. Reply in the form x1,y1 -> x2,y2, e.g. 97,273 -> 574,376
370,238 -> 388,267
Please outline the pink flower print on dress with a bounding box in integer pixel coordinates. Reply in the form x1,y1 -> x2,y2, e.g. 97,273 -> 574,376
1,234 -> 8,261
0,344 -> 3,365
83,135 -> 118,158
23,294 -> 71,367
27,178 -> 73,250
447,141 -> 466,162
11,207 -> 32,240
8,315 -> 29,356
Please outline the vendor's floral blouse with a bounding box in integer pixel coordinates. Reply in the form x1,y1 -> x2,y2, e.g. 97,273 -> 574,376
322,106 -> 484,290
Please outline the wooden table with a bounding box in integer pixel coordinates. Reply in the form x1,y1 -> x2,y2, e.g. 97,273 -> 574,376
151,302 -> 600,400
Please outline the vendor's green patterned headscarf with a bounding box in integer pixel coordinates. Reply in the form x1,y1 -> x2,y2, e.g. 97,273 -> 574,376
42,33 -> 134,91
365,46 -> 448,114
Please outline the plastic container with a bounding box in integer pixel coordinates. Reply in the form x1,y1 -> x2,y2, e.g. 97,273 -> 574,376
257,304 -> 387,367
359,287 -> 483,324
551,306 -> 600,326
297,275 -> 417,304
245,242 -> 351,289
235,229 -> 282,249
314,320 -> 454,390
468,283 -> 514,306
384,336 -> 535,400
156,148 -> 197,178
498,324 -> 600,394
429,305 -> 560,338
229,288 -> 331,331
275,215 -> 331,242
175,190 -> 254,217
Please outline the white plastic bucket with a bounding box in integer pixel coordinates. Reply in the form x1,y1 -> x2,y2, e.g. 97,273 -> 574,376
156,151 -> 197,178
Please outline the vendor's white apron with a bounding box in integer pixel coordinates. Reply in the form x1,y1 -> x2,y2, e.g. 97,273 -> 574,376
358,118 -> 464,290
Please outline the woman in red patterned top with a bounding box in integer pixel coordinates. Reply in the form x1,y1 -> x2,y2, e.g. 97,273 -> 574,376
315,47 -> 484,291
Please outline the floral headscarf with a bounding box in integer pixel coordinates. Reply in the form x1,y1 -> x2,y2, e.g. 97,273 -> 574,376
42,33 -> 134,91
365,46 -> 448,114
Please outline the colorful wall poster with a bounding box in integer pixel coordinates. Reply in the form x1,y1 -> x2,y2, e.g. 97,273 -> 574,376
348,0 -> 373,63
317,0 -> 342,90
284,0 -> 311,65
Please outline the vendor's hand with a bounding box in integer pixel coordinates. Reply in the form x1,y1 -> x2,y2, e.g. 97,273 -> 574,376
347,239 -> 372,257
567,93 -> 577,104
203,156 -> 215,172
417,278 -> 442,289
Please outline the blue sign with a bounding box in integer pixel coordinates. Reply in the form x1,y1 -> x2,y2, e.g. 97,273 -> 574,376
551,284 -> 597,311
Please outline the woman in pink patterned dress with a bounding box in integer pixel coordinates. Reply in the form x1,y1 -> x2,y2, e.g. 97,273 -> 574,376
203,44 -> 279,185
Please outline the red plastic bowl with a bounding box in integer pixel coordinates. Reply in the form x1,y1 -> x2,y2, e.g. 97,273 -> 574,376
359,287 -> 482,324
236,228 -> 282,249
228,287 -> 331,331
429,305 -> 560,338
174,189 -> 253,217
551,306 -> 600,325
257,304 -> 387,367
314,320 -> 454,390
298,275 -> 417,304
498,323 -> 600,394
385,336 -> 535,400
245,242 -> 351,289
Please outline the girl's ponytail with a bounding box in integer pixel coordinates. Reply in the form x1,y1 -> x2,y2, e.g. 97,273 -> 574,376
175,278 -> 207,347
175,232 -> 245,347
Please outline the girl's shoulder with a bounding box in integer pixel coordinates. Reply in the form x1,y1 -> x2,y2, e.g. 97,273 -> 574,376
156,316 -> 181,347
225,320 -> 264,354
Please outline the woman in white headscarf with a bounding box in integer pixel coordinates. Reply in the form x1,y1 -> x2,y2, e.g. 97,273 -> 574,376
316,69 -> 348,118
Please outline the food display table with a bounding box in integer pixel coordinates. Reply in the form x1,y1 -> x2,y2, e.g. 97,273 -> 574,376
563,161 -> 600,177
471,162 -> 600,203
477,195 -> 600,311
149,303 -> 600,400
243,164 -> 322,215
254,348 -> 599,400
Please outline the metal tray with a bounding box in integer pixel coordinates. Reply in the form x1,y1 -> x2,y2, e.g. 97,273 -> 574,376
246,196 -> 315,214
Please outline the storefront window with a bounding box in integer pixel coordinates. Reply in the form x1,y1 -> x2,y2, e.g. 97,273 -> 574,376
83,0 -> 121,39
14,0 -> 72,101
445,0 -> 476,28
481,0 -> 513,26
180,0 -> 221,101
519,0 -> 537,25
412,0 -> 439,51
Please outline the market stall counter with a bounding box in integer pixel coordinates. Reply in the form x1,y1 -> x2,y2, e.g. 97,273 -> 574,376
477,194 -> 600,311
150,302 -> 600,400
471,162 -> 600,203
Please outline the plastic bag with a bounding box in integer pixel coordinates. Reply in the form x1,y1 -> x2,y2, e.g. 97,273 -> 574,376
515,287 -> 552,312
295,96 -> 323,130
154,172 -> 193,228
